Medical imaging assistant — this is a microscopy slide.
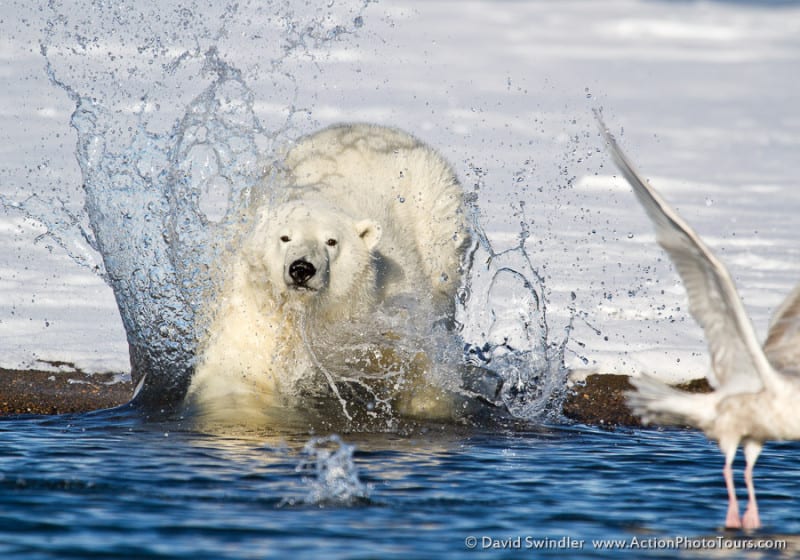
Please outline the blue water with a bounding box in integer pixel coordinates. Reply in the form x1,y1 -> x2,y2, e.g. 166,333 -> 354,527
2,411 -> 799,559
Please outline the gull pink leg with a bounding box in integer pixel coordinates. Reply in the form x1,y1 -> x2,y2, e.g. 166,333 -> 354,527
722,443 -> 742,529
742,441 -> 763,530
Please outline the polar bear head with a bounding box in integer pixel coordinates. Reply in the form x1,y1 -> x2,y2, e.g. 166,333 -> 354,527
244,200 -> 382,307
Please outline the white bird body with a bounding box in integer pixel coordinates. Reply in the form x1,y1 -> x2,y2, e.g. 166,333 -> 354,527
596,111 -> 800,530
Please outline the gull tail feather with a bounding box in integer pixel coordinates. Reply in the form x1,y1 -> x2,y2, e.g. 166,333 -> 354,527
627,373 -> 715,428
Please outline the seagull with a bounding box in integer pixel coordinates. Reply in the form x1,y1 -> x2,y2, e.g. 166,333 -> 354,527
595,111 -> 800,530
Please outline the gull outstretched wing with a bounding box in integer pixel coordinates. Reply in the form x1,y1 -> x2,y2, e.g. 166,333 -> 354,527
595,111 -> 778,394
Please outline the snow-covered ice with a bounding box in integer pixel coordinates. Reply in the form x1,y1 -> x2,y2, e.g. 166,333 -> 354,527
1,0 -> 799,384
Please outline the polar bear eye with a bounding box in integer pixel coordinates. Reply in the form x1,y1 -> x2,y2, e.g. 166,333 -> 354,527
326,238 -> 338,247
280,235 -> 291,243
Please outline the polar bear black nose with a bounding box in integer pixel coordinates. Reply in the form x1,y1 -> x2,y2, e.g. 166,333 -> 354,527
289,258 -> 316,285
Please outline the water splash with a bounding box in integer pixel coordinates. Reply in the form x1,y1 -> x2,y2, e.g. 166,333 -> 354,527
20,0 -> 375,408
458,182 -> 570,421
43,49 -> 271,406
285,435 -> 371,506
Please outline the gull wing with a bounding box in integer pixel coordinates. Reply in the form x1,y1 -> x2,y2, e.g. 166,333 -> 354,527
595,112 -> 778,394
763,283 -> 800,374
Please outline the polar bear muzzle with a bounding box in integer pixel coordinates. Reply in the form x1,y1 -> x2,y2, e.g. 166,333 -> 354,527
288,258 -> 317,288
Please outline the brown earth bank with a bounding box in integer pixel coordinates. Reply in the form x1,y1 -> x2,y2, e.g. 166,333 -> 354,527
563,374 -> 712,428
0,368 -> 711,426
0,369 -> 134,416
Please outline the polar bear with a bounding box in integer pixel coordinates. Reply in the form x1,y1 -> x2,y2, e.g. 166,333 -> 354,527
184,123 -> 472,426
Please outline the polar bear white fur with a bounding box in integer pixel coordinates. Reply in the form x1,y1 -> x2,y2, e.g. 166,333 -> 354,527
184,123 -> 471,426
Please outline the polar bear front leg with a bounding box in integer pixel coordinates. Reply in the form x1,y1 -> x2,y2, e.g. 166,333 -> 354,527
393,351 -> 458,421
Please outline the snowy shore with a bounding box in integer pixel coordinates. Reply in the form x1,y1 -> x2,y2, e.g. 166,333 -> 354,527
2,0 -> 799,384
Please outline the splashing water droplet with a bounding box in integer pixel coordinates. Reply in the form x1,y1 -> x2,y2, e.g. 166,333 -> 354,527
292,435 -> 371,506
457,194 -> 569,421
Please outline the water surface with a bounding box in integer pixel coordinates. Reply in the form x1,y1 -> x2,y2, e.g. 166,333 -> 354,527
2,411 -> 798,559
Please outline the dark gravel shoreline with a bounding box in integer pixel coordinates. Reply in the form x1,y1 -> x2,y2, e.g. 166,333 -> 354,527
0,369 -> 134,416
563,373 -> 711,428
0,368 -> 710,426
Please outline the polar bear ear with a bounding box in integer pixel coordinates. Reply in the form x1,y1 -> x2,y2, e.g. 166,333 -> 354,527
355,219 -> 382,250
